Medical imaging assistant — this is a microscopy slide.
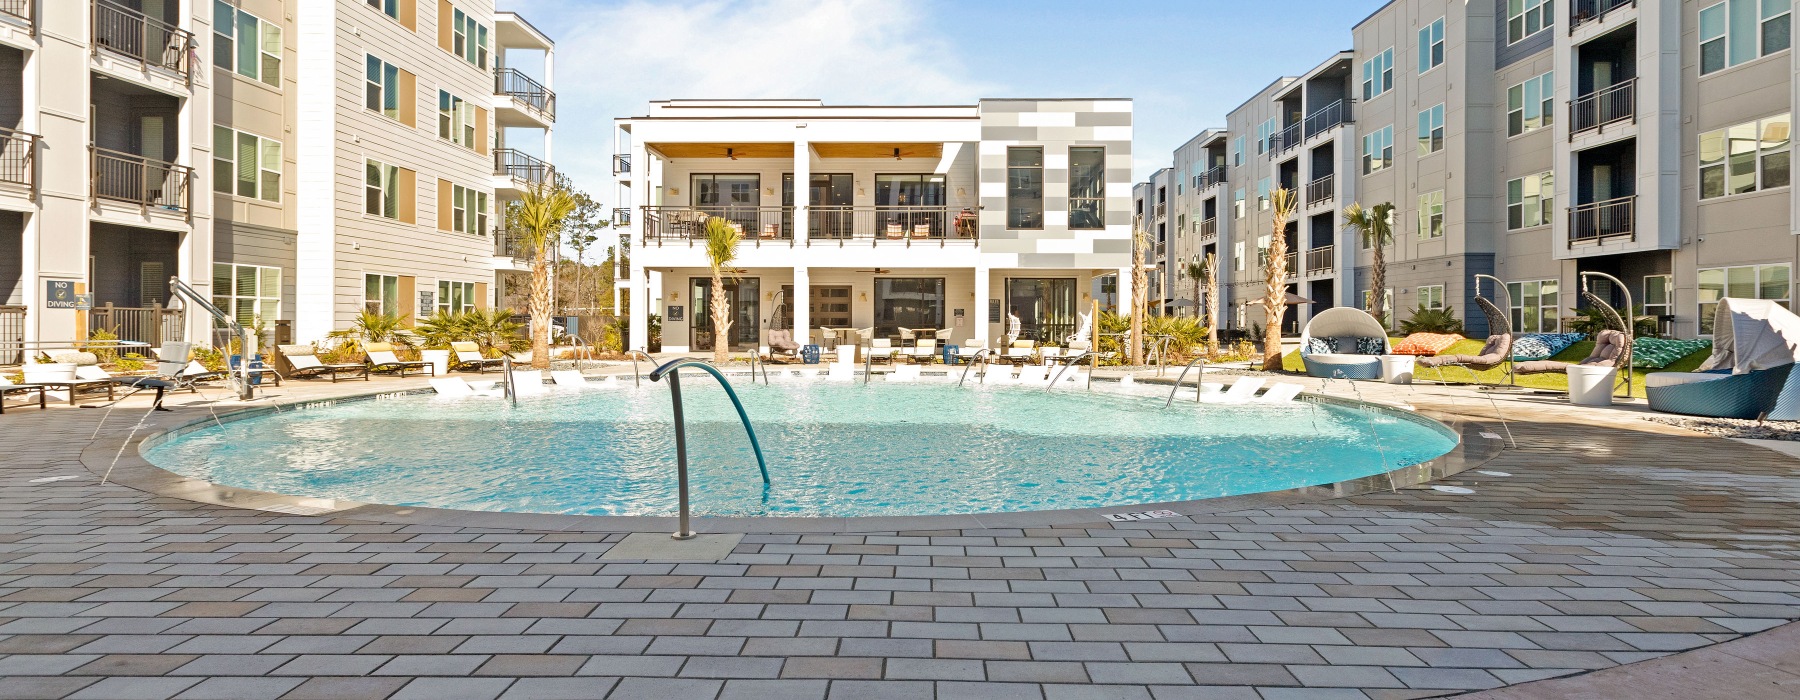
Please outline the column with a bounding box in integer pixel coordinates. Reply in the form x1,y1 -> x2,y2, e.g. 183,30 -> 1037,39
629,273 -> 648,352
973,266 -> 990,346
792,266 -> 809,344
627,137 -> 650,350
1116,265 -> 1134,312
791,140 -> 809,246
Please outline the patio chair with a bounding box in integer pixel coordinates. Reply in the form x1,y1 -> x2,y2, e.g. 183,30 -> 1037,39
364,342 -> 436,377
1016,364 -> 1051,385
956,338 -> 988,362
449,342 -> 505,373
1005,340 -> 1036,364
1253,383 -> 1305,403
905,339 -> 937,363
550,370 -> 593,388
866,338 -> 898,364
911,223 -> 931,239
0,376 -> 47,414
1299,307 -> 1389,379
1648,298 -> 1800,420
763,329 -> 802,362
1514,329 -> 1628,380
429,377 -> 477,397
510,369 -> 547,396
274,344 -> 370,382
23,364 -> 118,406
884,223 -> 904,239
1418,282 -> 1514,385
1208,376 -> 1267,403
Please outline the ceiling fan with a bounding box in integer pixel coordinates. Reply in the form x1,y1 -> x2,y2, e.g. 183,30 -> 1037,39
855,268 -> 891,274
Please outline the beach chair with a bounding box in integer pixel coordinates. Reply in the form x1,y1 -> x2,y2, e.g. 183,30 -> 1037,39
886,364 -> 922,382
365,342 -> 435,377
550,370 -> 591,388
275,344 -> 370,382
510,369 -> 547,396
450,342 -> 505,373
1206,376 -> 1267,403
867,338 -> 898,364
0,376 -> 47,414
1005,340 -> 1036,364
1253,383 -> 1305,403
1016,364 -> 1051,385
429,377 -> 476,397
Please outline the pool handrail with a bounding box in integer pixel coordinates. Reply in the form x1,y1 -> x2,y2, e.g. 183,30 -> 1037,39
648,358 -> 772,540
501,355 -> 518,407
1164,357 -> 1209,408
1047,351 -> 1096,392
624,350 -> 654,387
746,351 -> 770,385
958,349 -> 996,387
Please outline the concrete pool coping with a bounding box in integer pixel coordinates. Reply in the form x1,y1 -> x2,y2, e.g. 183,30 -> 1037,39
84,378 -> 1504,535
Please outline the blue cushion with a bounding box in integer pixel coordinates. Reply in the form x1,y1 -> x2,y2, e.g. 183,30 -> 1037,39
1306,337 -> 1336,354
1511,332 -> 1585,361
1354,336 -> 1386,355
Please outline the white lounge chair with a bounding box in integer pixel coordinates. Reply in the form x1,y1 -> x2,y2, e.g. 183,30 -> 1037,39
1005,340 -> 1036,364
450,342 -> 505,373
550,370 -> 591,388
1016,364 -> 1051,385
275,344 -> 369,382
867,338 -> 898,364
825,364 -> 854,381
510,370 -> 547,396
906,339 -> 938,363
887,364 -> 922,382
1253,383 -> 1305,403
365,342 -> 435,377
429,377 -> 476,397
955,339 -> 988,361
1205,377 -> 1267,403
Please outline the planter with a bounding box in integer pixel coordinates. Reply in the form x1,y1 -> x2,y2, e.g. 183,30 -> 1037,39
1567,364 -> 1617,407
422,349 -> 452,377
24,363 -> 76,383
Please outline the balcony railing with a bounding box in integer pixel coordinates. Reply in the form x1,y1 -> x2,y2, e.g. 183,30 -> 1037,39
1198,217 -> 1217,241
494,149 -> 553,185
1305,174 -> 1334,208
1568,195 -> 1636,247
642,205 -> 981,247
92,0 -> 194,82
611,207 -> 631,226
616,233 -> 631,280
1196,165 -> 1226,189
612,153 -> 630,175
0,0 -> 33,28
0,127 -> 37,194
1272,121 -> 1304,155
1284,252 -> 1298,277
1571,78 -> 1636,136
89,303 -> 184,346
0,305 -> 22,365
1303,100 -> 1349,140
91,147 -> 191,213
493,228 -> 560,262
495,68 -> 555,120
1305,245 -> 1335,274
1572,0 -> 1636,32
1154,202 -> 1166,219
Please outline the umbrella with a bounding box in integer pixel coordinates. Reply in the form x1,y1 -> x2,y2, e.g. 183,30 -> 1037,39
1240,292 -> 1315,305
1169,299 -> 1196,308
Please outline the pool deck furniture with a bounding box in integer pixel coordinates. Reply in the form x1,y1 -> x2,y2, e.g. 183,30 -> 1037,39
1648,298 -> 1800,420
866,338 -> 898,365
1418,283 -> 1515,385
1299,307 -> 1390,380
1648,363 -> 1794,419
1378,355 -> 1416,384
0,376 -> 47,413
1005,339 -> 1036,365
449,342 -> 506,373
1515,329 -> 1628,385
364,342 -> 436,377
273,344 -> 371,382
763,329 -> 803,362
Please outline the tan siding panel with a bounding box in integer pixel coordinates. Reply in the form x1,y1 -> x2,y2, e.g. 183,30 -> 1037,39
437,178 -> 453,230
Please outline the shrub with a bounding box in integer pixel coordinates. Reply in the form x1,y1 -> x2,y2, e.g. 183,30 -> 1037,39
85,327 -> 121,363
190,345 -> 227,372
114,353 -> 148,373
1567,304 -> 1659,338
1398,304 -> 1465,335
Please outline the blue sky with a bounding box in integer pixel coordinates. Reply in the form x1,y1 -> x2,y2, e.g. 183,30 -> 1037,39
499,0 -> 1389,206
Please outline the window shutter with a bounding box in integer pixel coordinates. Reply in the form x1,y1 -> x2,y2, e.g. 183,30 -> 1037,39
397,68 -> 417,127
400,0 -> 418,31
475,107 -> 489,155
474,282 -> 489,310
437,179 -> 453,230
438,0 -> 453,50
398,276 -> 416,325
397,168 -> 418,224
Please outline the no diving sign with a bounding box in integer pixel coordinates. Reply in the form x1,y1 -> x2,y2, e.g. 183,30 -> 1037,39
1103,510 -> 1180,522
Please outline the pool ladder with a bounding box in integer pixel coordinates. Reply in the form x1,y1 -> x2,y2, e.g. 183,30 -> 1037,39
648,358 -> 771,540
1164,357 -> 1209,408
625,350 -> 655,387
501,355 -> 518,407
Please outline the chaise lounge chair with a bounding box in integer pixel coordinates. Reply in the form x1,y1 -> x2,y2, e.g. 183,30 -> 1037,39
1418,278 -> 1514,385
364,342 -> 435,377
1648,298 -> 1800,420
275,344 -> 370,382
1514,329 -> 1628,381
0,376 -> 47,413
450,342 -> 506,373
1299,307 -> 1389,380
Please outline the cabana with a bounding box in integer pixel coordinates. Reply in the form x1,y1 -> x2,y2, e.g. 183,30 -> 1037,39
1647,298 -> 1800,420
1299,307 -> 1390,379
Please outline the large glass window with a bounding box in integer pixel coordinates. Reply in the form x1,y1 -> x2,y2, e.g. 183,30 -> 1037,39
873,174 -> 945,206
690,277 -> 761,351
1231,137 -> 1244,166
451,7 -> 490,70
874,278 -> 945,338
1507,71 -> 1555,137
1507,279 -> 1560,333
1006,278 -> 1078,343
1700,0 -> 1790,75
450,185 -> 488,235
1068,147 -> 1106,229
1644,275 -> 1672,321
214,1 -> 280,87
1256,118 -> 1279,153
438,90 -> 478,150
212,263 -> 280,328
1232,188 -> 1245,219
690,174 -> 761,207
366,160 -> 399,218
1361,48 -> 1394,100
365,55 -> 401,121
1700,113 -> 1790,199
364,273 -> 398,315
1699,263 -> 1791,334
1507,0 -> 1554,44
366,0 -> 400,21
213,126 -> 281,202
1362,125 -> 1394,174
1507,171 -> 1554,229
1419,18 -> 1445,73
1256,177 -> 1271,211
1418,190 -> 1445,239
1419,284 -> 1445,310
1418,104 -> 1445,155
438,281 -> 476,315
1006,147 -> 1043,229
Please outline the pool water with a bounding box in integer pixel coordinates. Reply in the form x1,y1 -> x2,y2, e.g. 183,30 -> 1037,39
144,380 -> 1457,518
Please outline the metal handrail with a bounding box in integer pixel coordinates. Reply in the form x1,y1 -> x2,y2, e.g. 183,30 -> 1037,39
494,68 -> 555,119
1047,351 -> 1096,392
92,0 -> 194,82
958,349 -> 995,387
166,277 -> 252,401
746,351 -> 770,385
500,355 -> 517,406
1165,357 -> 1209,408
625,350 -> 653,387
648,358 -> 772,540
1303,100 -> 1348,139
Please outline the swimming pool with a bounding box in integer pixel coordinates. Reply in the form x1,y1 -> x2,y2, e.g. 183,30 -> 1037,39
143,379 -> 1458,518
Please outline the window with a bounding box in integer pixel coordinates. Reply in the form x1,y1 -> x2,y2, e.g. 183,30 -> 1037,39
690,174 -> 761,208
1507,71 -> 1555,137
211,263 -> 280,328
1068,147 -> 1106,229
365,55 -> 402,121
1699,263 -> 1791,334
1006,147 -> 1044,229
1256,118 -> 1279,153
1419,18 -> 1445,73
1700,113 -> 1791,199
214,1 -> 280,87
1507,280 -> 1560,333
438,90 -> 478,149
1417,104 -> 1445,155
1257,177 -> 1271,211
1006,278 -> 1079,342
1231,137 -> 1245,166
1233,188 -> 1245,219
1700,0 -> 1790,75
1507,0 -> 1554,44
1418,190 -> 1445,239
1361,125 -> 1394,174
438,281 -> 476,315
364,273 -> 399,315
447,184 -> 488,235
212,126 -> 281,202
1361,48 -> 1394,100
1419,284 -> 1445,310
366,159 -> 401,219
1362,288 -> 1395,325
1234,241 -> 1246,272
1644,275 -> 1672,321
874,278 -> 945,338
366,0 -> 400,20
1506,171 -> 1555,229
451,7 -> 490,70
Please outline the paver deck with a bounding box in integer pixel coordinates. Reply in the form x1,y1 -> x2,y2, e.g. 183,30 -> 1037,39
2,367 -> 1797,699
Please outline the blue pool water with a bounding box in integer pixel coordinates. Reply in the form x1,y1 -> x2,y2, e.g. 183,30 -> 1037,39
144,380 -> 1457,518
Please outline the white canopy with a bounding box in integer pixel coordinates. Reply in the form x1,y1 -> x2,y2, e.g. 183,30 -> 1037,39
1699,298 -> 1800,374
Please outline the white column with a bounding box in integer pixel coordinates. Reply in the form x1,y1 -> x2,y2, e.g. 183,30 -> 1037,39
629,271 -> 648,352
791,140 -> 809,246
973,266 -> 990,346
792,266 -> 809,344
1116,265 -> 1133,312
542,48 -> 554,162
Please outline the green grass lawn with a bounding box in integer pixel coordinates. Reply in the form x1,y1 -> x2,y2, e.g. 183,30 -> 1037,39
1282,338 -> 1710,398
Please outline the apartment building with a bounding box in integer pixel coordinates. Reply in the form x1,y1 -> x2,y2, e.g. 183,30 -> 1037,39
0,0 -> 553,360
1149,0 -> 1796,341
614,99 -> 1133,354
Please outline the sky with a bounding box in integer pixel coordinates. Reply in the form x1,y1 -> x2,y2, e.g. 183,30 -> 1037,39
498,0 -> 1391,207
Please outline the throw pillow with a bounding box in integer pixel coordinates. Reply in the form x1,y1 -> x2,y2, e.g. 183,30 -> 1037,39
1354,336 -> 1386,355
1510,332 -> 1585,361
1631,337 -> 1712,369
1306,337 -> 1337,354
1391,333 -> 1464,356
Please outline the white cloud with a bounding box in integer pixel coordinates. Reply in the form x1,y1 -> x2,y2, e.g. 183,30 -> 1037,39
501,0 -> 996,197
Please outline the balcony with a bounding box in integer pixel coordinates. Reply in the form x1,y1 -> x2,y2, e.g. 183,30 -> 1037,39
495,68 -> 555,122
1154,202 -> 1166,219
1284,252 -> 1298,277
1571,78 -> 1636,136
1198,217 -> 1217,241
92,0 -> 194,83
1303,100 -> 1349,140
611,207 -> 631,226
1196,165 -> 1226,190
0,0 -> 31,29
0,127 -> 37,195
1272,122 -> 1304,155
1572,0 -> 1636,32
612,153 -> 631,175
642,205 -> 980,247
91,147 -> 191,213
494,148 -> 553,186
1568,195 -> 1636,247
1305,245 -> 1335,274
493,228 -> 558,262
1304,175 -> 1334,208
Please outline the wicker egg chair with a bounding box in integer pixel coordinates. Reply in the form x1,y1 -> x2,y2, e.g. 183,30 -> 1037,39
1512,272 -> 1635,397
1418,274 -> 1514,386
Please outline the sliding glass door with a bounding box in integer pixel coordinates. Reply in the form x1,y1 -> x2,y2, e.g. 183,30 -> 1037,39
783,173 -> 853,239
689,277 -> 761,351
1006,278 -> 1077,343
691,174 -> 761,233
874,278 -> 945,339
874,174 -> 947,237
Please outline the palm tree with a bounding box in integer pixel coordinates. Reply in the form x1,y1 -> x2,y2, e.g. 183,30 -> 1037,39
702,216 -> 742,363
1342,201 -> 1396,325
1180,255 -> 1206,322
511,180 -> 579,369
1201,252 -> 1218,348
1262,187 -> 1298,371
1128,215 -> 1150,365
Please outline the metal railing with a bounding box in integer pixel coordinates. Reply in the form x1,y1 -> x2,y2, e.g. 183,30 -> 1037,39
1572,0 -> 1636,31
495,68 -> 555,120
0,127 -> 37,194
494,148 -> 554,185
1154,202 -> 1166,218
1305,174 -> 1334,208
1305,245 -> 1335,274
1196,165 -> 1226,189
1198,217 -> 1217,241
91,147 -> 191,213
1165,357 -> 1208,408
612,154 -> 630,174
1568,195 -> 1636,247
92,0 -> 194,82
1284,252 -> 1298,277
612,207 -> 631,226
88,302 -> 184,347
1303,100 -> 1349,139
641,205 -> 792,244
1273,121 -> 1304,155
0,306 -> 22,365
648,358 -> 770,540
805,205 -> 979,246
1571,78 -> 1636,136
0,0 -> 32,28
493,228 -> 560,262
